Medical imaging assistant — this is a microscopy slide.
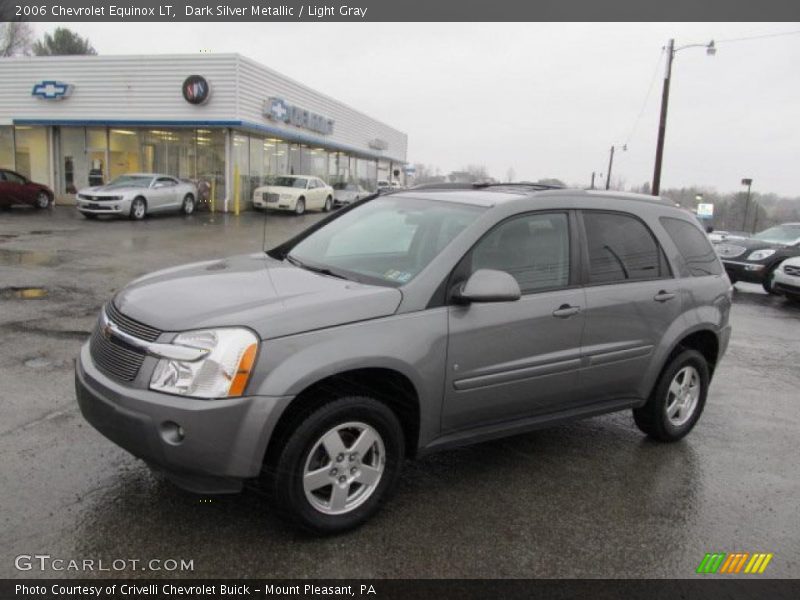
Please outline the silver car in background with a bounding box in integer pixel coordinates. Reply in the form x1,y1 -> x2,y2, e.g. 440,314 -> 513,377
77,173 -> 198,220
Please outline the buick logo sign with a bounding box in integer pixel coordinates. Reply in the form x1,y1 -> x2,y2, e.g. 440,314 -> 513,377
182,75 -> 210,105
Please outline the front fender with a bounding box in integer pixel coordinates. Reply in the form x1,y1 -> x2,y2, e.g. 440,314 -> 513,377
249,308 -> 450,450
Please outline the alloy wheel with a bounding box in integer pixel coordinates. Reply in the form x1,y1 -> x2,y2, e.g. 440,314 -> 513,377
665,366 -> 700,427
302,421 -> 385,515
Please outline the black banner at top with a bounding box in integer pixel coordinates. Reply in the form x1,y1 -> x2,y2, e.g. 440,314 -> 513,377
1,0 -> 799,22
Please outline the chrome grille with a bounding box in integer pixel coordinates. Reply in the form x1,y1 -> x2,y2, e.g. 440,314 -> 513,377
89,327 -> 146,382
784,264 -> 800,277
715,243 -> 747,259
105,302 -> 161,342
264,192 -> 279,204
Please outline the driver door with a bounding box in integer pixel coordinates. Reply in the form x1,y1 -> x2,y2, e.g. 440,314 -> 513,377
442,211 -> 586,432
151,177 -> 179,211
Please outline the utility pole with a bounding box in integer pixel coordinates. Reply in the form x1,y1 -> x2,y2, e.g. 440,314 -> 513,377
605,146 -> 615,190
741,178 -> 753,232
590,172 -> 596,189
652,38 -> 675,196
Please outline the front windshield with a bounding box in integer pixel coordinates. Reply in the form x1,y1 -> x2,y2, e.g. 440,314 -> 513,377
287,197 -> 484,286
106,175 -> 152,188
270,176 -> 307,188
753,224 -> 800,245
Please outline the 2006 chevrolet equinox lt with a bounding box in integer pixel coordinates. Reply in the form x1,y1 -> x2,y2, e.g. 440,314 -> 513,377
76,183 -> 732,533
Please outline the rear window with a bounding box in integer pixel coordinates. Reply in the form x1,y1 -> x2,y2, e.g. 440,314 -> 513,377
582,211 -> 665,284
660,217 -> 723,276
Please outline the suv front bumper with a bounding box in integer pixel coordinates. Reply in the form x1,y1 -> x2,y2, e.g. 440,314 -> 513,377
75,342 -> 291,494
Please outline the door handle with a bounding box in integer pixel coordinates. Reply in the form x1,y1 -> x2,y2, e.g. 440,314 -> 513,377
552,304 -> 581,318
654,290 -> 676,302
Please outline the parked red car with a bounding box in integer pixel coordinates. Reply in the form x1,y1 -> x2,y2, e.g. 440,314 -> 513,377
0,169 -> 53,210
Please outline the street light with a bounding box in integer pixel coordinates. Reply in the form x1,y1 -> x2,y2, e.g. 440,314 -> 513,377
651,38 -> 716,196
605,144 -> 627,190
741,178 -> 753,232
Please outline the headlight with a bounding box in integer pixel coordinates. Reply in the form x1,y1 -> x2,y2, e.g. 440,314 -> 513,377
150,328 -> 259,399
280,193 -> 293,200
747,249 -> 776,261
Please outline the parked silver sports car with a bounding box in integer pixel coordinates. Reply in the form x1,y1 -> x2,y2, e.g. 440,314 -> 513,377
77,173 -> 198,220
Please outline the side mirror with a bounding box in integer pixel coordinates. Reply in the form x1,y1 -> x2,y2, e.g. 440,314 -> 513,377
455,269 -> 521,303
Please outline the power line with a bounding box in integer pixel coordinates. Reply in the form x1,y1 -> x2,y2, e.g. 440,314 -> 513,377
623,47 -> 664,148
715,29 -> 800,44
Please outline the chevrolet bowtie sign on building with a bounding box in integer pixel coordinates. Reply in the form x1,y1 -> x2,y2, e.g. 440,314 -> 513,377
265,97 -> 335,135
31,81 -> 74,100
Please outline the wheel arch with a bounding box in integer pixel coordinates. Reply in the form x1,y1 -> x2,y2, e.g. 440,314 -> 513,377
263,367 -> 421,470
647,327 -> 720,401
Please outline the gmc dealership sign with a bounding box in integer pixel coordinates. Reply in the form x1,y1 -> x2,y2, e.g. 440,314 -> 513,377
265,97 -> 334,135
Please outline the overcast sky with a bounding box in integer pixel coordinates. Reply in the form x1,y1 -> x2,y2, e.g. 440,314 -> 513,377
29,22 -> 800,195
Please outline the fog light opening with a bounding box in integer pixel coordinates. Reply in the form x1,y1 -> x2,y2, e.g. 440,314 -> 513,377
161,421 -> 185,445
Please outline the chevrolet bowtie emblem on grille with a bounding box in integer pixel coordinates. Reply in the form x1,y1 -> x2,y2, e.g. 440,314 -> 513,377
31,80 -> 74,100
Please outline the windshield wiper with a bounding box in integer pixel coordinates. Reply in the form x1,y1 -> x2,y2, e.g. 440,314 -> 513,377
285,255 -> 349,280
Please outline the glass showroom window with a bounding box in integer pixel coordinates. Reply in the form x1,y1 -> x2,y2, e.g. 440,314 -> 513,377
0,126 -> 14,170
14,126 -> 49,185
249,135 -> 267,197
264,139 -> 289,176
109,128 -> 141,182
85,127 -> 108,186
196,128 -> 225,205
232,133 -> 250,205
307,147 -> 328,181
356,157 -> 377,192
59,127 -> 87,194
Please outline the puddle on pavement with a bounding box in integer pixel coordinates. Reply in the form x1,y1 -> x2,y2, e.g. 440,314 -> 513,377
0,249 -> 62,266
0,286 -> 48,299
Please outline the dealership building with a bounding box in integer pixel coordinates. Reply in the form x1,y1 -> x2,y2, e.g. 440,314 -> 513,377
0,54 -> 408,210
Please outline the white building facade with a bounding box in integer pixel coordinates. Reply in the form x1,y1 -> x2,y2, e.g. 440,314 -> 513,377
0,53 -> 408,210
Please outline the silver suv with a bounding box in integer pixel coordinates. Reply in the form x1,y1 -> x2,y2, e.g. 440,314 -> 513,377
76,184 -> 732,533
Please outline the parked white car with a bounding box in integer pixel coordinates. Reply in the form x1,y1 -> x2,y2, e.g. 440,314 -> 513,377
77,173 -> 197,221
332,182 -> 368,207
252,175 -> 333,215
376,179 -> 402,194
773,256 -> 800,303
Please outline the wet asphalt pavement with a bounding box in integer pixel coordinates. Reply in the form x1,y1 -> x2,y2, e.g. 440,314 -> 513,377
1,207 -> 798,579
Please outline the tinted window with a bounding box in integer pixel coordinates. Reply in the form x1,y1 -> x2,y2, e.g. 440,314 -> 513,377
470,213 -> 570,293
660,217 -> 722,276
3,171 -> 25,184
156,177 -> 176,186
583,211 -> 663,284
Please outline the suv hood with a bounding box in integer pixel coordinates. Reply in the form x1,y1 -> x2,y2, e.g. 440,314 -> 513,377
113,253 -> 402,339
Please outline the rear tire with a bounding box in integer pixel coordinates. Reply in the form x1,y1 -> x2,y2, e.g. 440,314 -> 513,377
785,293 -> 800,304
633,349 -> 709,442
268,396 -> 404,534
294,197 -> 306,216
129,197 -> 147,221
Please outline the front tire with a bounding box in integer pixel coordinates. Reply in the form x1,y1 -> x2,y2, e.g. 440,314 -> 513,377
633,349 -> 709,442
81,212 -> 97,220
129,197 -> 147,221
762,266 -> 779,295
323,196 -> 332,212
34,192 -> 51,210
269,396 -> 404,534
294,197 -> 306,216
181,194 -> 195,215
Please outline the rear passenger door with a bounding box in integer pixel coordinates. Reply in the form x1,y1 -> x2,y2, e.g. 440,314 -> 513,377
577,210 -> 680,403
443,211 -> 586,432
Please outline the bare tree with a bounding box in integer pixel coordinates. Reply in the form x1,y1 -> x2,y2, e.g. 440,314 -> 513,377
0,22 -> 35,57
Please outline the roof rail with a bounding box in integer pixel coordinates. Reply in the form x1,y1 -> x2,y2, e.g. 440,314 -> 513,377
410,182 -> 566,192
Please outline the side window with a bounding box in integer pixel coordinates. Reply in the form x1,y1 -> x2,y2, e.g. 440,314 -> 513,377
469,212 -> 570,293
4,171 -> 25,184
156,177 -> 175,187
660,217 -> 723,276
583,211 -> 663,284
0,171 -> 6,181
